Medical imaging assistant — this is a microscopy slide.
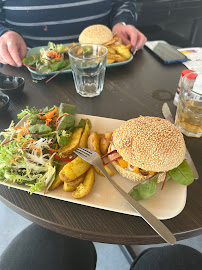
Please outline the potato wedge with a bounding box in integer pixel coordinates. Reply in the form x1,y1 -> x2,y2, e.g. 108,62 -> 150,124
72,167 -> 95,198
64,174 -> 85,186
88,132 -> 114,176
102,34 -> 119,46
106,46 -> 116,54
107,53 -> 127,62
112,44 -> 131,60
125,44 -> 132,50
87,132 -> 102,156
59,128 -> 83,156
93,164 -> 115,177
49,165 -> 64,190
59,156 -> 91,181
106,58 -> 115,65
63,182 -> 77,192
69,42 -> 77,48
100,132 -> 113,155
79,120 -> 91,148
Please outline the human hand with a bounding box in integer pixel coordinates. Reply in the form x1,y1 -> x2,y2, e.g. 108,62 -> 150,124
112,23 -> 147,52
0,31 -> 27,67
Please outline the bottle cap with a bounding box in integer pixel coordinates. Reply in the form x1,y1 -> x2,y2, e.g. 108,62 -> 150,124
181,69 -> 194,77
186,72 -> 198,81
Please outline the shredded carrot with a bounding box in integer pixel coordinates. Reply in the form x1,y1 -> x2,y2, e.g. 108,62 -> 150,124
10,155 -> 22,165
25,127 -> 30,133
48,142 -> 59,152
17,125 -> 30,143
37,107 -> 59,120
32,55 -> 35,60
21,139 -> 37,149
45,119 -> 52,125
26,146 -> 42,153
48,148 -> 59,152
46,50 -> 61,59
56,113 -> 69,122
55,113 -> 69,129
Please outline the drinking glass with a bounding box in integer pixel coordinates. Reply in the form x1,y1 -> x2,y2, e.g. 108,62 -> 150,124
175,72 -> 202,138
68,44 -> 108,97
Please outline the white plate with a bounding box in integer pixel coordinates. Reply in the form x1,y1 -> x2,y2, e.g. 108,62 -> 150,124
0,114 -> 187,220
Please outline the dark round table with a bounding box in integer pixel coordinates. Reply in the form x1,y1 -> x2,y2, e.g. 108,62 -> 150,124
0,48 -> 201,245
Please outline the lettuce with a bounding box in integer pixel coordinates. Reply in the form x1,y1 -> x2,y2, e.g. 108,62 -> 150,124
128,160 -> 194,201
23,42 -> 71,74
129,174 -> 158,201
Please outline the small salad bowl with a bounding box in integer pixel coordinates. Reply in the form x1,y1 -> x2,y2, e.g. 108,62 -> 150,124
0,72 -> 25,96
0,93 -> 10,113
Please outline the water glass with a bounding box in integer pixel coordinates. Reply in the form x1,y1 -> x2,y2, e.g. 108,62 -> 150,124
68,44 -> 108,97
175,72 -> 202,138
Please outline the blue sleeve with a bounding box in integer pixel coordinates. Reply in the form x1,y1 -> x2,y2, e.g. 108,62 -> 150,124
110,0 -> 138,28
0,1 -> 14,36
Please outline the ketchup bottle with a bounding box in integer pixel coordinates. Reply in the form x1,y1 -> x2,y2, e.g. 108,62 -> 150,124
173,69 -> 194,106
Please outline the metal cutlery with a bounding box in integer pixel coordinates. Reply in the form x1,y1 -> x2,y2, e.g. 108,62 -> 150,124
74,147 -> 176,245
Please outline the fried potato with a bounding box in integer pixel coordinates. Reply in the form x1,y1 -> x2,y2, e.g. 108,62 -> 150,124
106,58 -> 115,65
65,174 -> 85,186
106,46 -> 116,54
125,44 -> 132,50
49,165 -> 64,190
63,174 -> 85,192
79,120 -> 91,148
87,132 -> 102,156
63,182 -> 77,192
107,53 -> 127,62
59,156 -> 91,181
69,42 -> 77,48
100,132 -> 113,155
93,164 -> 115,177
59,128 -> 83,156
102,34 -> 119,46
76,47 -> 83,57
112,44 -> 131,60
88,132 -> 115,176
72,167 -> 95,198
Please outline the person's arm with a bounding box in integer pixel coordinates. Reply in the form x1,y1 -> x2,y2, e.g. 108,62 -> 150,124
110,0 -> 138,28
110,0 -> 147,51
0,1 -> 27,67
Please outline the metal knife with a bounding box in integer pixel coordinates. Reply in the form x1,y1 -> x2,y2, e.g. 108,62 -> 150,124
162,103 -> 199,180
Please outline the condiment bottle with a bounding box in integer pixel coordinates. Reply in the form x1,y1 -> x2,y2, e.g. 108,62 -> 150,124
173,69 -> 194,106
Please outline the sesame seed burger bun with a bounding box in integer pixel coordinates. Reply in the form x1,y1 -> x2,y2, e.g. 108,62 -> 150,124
79,24 -> 113,45
109,116 -> 186,181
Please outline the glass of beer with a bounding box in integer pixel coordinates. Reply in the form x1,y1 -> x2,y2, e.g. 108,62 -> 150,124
175,72 -> 202,138
68,44 -> 108,97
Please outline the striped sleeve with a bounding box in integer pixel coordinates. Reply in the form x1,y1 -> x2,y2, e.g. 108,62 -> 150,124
110,0 -> 138,28
0,0 -> 138,47
0,0 -> 9,35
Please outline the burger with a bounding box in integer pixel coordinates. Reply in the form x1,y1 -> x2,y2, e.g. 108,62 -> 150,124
108,116 -> 186,184
79,24 -> 114,45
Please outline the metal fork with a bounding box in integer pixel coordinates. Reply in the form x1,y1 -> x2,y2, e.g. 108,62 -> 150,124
74,147 -> 176,245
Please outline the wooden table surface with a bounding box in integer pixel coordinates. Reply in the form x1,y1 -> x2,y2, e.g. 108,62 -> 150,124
0,48 -> 201,245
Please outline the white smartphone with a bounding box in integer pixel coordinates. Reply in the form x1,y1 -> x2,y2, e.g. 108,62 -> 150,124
145,40 -> 188,64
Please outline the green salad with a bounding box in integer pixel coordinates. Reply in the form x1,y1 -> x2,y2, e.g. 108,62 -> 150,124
23,42 -> 71,74
0,103 -> 89,194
